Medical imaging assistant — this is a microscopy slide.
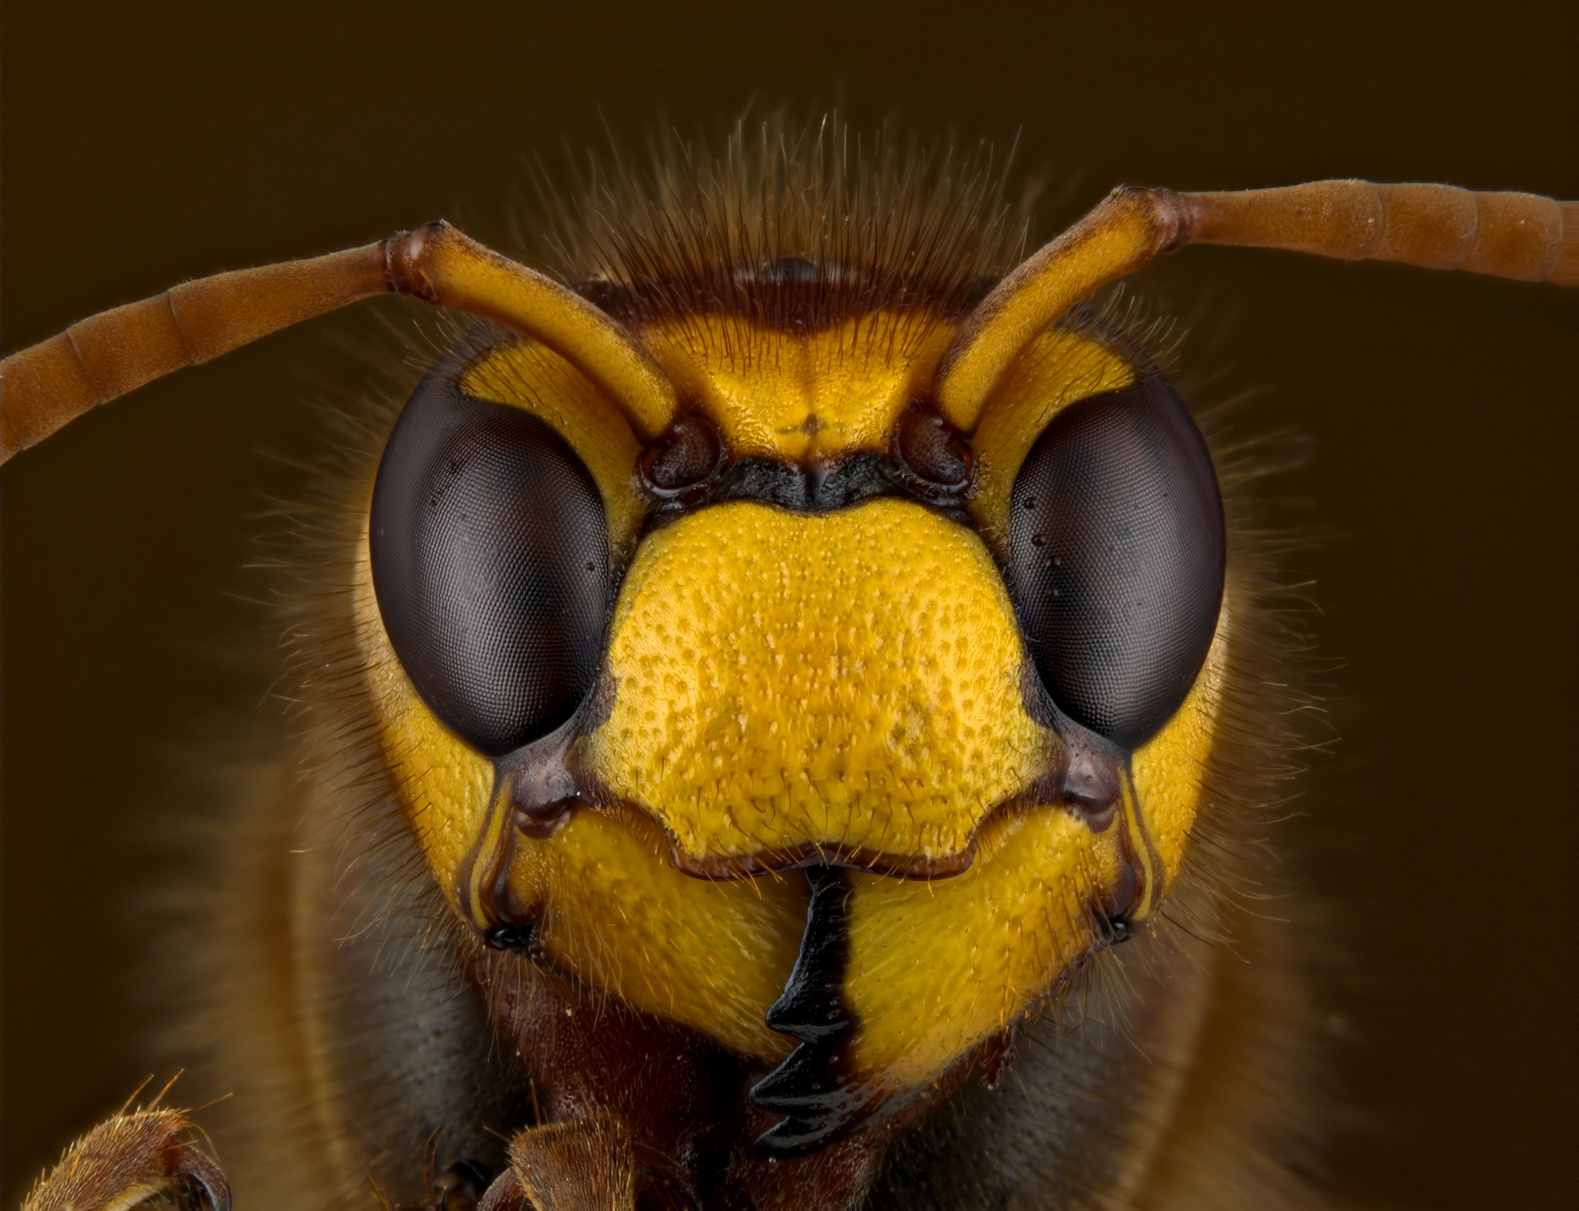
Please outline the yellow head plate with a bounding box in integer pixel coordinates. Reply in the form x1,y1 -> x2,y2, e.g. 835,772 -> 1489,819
356,303 -> 1224,1131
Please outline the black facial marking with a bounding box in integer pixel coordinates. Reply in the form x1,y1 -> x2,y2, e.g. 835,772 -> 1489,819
370,372 -> 609,757
485,921 -> 537,953
637,406 -> 990,522
751,866 -> 867,1156
725,453 -> 899,511
646,450 -> 910,518
1007,376 -> 1225,748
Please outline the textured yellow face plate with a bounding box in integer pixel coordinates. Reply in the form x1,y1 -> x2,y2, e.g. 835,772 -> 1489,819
500,806 -> 805,1061
585,498 -> 1053,864
352,539 -> 803,1061
845,611 -> 1230,1092
846,807 -> 1123,1095
356,316 -> 1226,1106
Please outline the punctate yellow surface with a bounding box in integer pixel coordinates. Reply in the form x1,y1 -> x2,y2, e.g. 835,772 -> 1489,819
355,532 -> 805,1061
838,623 -> 1227,1096
584,499 -> 1056,864
354,312 -> 1228,1101
506,807 -> 806,1061
845,806 -> 1124,1096
1131,602 -> 1231,879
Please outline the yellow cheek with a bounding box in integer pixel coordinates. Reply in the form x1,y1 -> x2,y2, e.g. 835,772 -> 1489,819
504,809 -> 805,1062
356,533 -> 806,1062
844,807 -> 1123,1097
839,606 -> 1231,1101
584,499 -> 1055,864
354,534 -> 493,891
1130,597 -> 1232,882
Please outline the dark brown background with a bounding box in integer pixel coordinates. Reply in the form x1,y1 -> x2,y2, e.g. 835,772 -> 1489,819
3,1 -> 1574,1205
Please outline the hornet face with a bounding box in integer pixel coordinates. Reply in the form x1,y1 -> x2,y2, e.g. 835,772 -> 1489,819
359,297 -> 1228,1152
7,110 -> 1568,1200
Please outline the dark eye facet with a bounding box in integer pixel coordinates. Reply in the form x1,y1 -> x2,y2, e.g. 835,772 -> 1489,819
1007,376 -> 1225,748
370,372 -> 609,756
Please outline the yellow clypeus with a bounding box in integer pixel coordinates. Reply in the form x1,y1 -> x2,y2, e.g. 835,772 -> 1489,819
353,314 -> 1224,1110
583,498 -> 1056,865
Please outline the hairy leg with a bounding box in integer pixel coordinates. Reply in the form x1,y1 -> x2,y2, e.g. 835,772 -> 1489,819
21,1106 -> 230,1211
476,1119 -> 637,1211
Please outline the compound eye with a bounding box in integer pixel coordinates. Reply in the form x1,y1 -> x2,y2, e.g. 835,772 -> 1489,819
1006,376 -> 1225,748
370,372 -> 609,756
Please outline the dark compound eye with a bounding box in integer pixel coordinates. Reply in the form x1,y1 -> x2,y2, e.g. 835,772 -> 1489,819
1006,376 -> 1225,748
370,372 -> 609,757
